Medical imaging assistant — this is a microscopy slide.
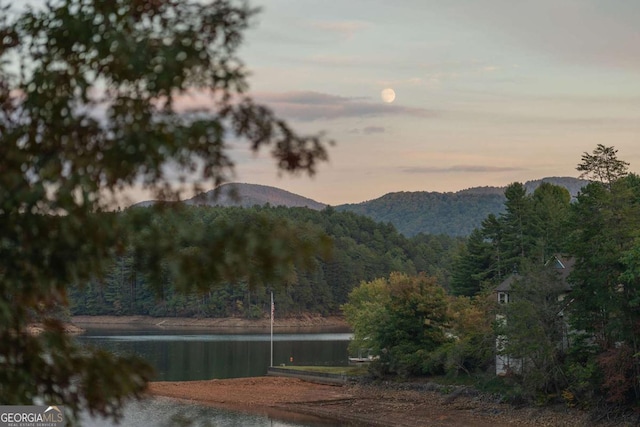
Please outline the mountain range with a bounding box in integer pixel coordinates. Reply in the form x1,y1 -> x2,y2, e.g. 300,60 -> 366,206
134,177 -> 589,237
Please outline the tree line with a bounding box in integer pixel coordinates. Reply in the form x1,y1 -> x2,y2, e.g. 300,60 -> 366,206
0,0 -> 333,420
68,205 -> 461,318
2,0 -> 636,418
337,189 -> 507,237
344,145 -> 640,412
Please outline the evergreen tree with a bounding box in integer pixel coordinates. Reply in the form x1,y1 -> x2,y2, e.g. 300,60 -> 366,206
567,177 -> 640,348
500,182 -> 532,269
450,229 -> 493,296
451,181 -> 572,297
577,144 -> 629,189
567,147 -> 640,404
529,183 -> 571,263
497,261 -> 569,399
481,213 -> 508,280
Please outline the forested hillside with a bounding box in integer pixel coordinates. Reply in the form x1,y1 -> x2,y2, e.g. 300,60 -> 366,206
342,146 -> 640,409
69,206 -> 461,318
337,177 -> 588,237
337,190 -> 505,237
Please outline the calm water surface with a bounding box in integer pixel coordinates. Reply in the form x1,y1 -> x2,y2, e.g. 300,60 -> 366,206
77,328 -> 353,426
81,397 -> 339,427
77,329 -> 352,380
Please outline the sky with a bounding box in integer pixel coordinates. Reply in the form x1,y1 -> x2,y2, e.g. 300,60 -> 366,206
13,0 -> 640,206
221,0 -> 640,205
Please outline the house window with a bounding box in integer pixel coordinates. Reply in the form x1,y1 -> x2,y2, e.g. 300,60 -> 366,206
498,292 -> 509,304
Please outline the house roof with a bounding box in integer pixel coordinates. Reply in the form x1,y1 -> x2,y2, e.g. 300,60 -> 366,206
552,255 -> 574,286
496,274 -> 521,292
495,255 -> 574,293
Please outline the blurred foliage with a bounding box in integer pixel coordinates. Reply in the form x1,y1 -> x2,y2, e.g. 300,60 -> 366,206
67,205 -> 461,317
0,0 -> 331,422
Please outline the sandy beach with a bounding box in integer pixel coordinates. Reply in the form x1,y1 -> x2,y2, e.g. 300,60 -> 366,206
148,376 -> 621,427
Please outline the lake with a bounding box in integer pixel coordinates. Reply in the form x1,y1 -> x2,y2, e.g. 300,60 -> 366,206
76,328 -> 353,426
80,397 -> 340,427
77,328 -> 353,381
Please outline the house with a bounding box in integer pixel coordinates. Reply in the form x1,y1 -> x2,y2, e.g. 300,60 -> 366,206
495,255 -> 574,376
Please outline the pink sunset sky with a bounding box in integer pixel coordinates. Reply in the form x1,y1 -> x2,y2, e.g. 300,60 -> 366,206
223,0 -> 640,205
15,1 -> 640,206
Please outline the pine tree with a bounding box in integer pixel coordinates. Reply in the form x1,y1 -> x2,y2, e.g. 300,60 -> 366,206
577,144 -> 629,189
568,148 -> 640,404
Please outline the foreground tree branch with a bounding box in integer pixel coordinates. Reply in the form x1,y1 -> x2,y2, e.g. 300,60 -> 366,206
0,0 -> 330,422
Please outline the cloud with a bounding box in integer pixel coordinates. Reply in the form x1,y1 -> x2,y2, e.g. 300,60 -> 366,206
481,65 -> 499,72
305,54 -> 379,68
254,91 -> 437,122
376,77 -> 426,86
309,20 -> 372,39
404,165 -> 525,174
348,126 -> 387,135
363,126 -> 386,135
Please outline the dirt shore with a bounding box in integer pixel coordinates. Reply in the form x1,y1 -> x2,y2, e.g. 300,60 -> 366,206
76,316 -> 629,425
148,376 -> 624,427
27,322 -> 85,335
72,314 -> 350,331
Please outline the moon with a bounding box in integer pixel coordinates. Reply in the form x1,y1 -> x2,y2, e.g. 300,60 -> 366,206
381,88 -> 396,103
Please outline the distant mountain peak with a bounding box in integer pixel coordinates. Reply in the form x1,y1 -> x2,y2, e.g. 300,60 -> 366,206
185,183 -> 327,210
522,176 -> 589,199
132,177 -> 589,237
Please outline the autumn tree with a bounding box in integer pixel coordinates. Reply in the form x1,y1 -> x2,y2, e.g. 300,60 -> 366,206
435,294 -> 494,377
0,0 -> 330,422
342,273 -> 452,377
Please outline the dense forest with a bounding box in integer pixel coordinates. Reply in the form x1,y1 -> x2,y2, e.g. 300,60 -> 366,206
132,177 -> 588,238
68,144 -> 640,412
344,145 -> 640,412
2,0 -> 633,418
336,177 -> 588,237
68,206 -> 461,317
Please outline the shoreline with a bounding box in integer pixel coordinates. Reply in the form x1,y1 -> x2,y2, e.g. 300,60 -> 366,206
72,314 -> 350,331
74,316 -> 630,425
148,376 -> 621,427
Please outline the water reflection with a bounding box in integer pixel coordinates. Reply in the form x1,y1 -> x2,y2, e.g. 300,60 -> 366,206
77,331 -> 352,381
81,397 -> 338,427
75,330 -> 354,427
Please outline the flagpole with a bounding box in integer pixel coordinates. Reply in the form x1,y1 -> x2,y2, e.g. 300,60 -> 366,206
270,291 -> 274,367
